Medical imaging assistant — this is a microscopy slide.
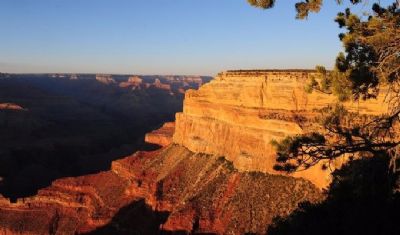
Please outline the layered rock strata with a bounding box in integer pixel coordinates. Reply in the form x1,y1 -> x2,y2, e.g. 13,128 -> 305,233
115,75 -> 211,94
145,122 -> 175,147
0,144 -> 322,235
173,70 -> 389,188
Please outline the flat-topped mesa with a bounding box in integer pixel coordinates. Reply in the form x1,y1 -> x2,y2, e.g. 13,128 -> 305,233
173,70 -> 390,188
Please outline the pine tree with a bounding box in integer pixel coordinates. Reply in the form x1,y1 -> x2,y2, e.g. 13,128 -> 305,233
248,0 -> 400,174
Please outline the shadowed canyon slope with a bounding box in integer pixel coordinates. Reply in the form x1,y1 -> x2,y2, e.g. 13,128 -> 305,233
0,73 -> 212,200
0,70 -> 390,234
0,129 -> 322,235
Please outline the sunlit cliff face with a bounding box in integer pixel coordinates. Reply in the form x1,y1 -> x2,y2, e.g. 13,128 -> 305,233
174,70 -> 389,188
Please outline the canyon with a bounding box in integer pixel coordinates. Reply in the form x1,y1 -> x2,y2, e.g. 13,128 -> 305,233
0,70 -> 390,234
0,74 -> 211,200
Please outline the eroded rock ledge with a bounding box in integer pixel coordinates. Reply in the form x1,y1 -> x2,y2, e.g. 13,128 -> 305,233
0,144 -> 323,234
173,70 -> 389,188
145,122 -> 175,147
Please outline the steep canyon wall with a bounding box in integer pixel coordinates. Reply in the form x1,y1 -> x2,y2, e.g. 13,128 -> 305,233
173,70 -> 389,188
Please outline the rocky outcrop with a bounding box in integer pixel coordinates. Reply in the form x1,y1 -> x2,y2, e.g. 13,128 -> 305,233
153,78 -> 172,91
173,70 -> 389,188
145,122 -> 175,147
119,76 -> 143,89
95,75 -> 116,85
118,75 -> 212,94
0,103 -> 25,111
0,144 -> 323,235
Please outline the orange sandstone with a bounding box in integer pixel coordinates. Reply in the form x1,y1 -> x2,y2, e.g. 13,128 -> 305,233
173,70 -> 389,188
0,69 -> 390,234
145,122 -> 175,147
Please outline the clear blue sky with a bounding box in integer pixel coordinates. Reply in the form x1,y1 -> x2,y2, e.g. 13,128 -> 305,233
0,0 -> 392,75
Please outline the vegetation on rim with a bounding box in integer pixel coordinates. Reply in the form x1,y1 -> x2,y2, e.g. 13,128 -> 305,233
248,0 -> 400,177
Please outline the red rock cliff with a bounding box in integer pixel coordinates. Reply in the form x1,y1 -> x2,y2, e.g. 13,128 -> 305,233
174,70 -> 389,188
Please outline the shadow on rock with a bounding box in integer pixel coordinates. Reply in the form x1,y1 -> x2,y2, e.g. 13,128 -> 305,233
84,199 -> 170,235
267,154 -> 400,235
1,140 -> 162,202
0,75 -> 181,201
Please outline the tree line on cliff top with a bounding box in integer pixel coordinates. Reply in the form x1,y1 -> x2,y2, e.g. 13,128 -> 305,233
248,0 -> 399,234
248,0 -> 400,183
